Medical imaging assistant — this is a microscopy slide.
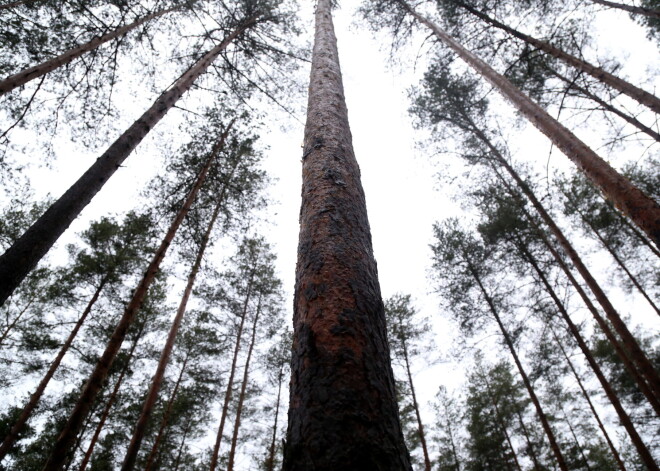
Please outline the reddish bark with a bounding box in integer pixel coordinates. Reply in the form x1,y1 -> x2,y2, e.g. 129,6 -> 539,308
282,1 -> 411,469
591,0 -> 660,19
0,279 -> 106,461
394,0 -> 660,249
41,130 -> 224,471
0,7 -> 179,95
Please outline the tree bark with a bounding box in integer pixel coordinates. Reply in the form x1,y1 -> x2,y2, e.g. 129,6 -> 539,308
464,120 -> 660,407
467,263 -> 569,471
143,354 -> 189,471
515,237 -> 657,470
208,272 -> 255,471
282,1 -> 412,470
0,6 -> 179,95
549,324 -> 627,471
402,340 -> 431,471
226,296 -> 262,471
549,68 -> 660,143
590,0 -> 660,19
78,321 -> 145,471
455,1 -> 660,114
394,0 -> 660,248
0,278 -> 107,461
0,17 -> 257,308
120,121 -> 235,471
41,130 -> 224,471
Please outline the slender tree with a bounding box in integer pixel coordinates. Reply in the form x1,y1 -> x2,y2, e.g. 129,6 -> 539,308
283,1 -> 411,469
590,0 -> 660,19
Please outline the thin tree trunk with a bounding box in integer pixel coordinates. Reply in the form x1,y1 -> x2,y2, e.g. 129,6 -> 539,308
227,296 -> 262,471
549,324 -> 627,471
0,297 -> 35,346
465,120 -> 660,406
0,278 -> 107,461
0,17 -> 257,308
78,321 -> 145,471
617,212 -> 660,259
550,68 -> 660,142
283,1 -> 411,469
514,408 -> 543,471
455,1 -> 660,114
266,365 -> 284,471
0,0 -> 31,10
41,133 -> 225,471
516,237 -> 657,470
172,419 -> 192,471
402,341 -> 431,471
208,272 -> 255,471
143,354 -> 189,471
120,121 -> 236,471
394,0 -> 660,248
467,262 -> 569,471
0,6 -> 179,95
482,375 -> 523,471
590,0 -> 660,19
561,405 -> 593,471
566,196 -> 660,316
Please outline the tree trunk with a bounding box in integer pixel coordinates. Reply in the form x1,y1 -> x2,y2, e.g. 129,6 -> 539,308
0,17 -> 257,308
591,0 -> 660,19
143,354 -> 189,471
394,0 -> 660,248
172,419 -> 192,471
120,121 -> 235,471
226,296 -> 262,471
513,409 -> 542,471
0,297 -> 35,347
549,68 -> 660,143
266,365 -> 284,471
516,238 -> 657,470
0,277 -> 107,461
482,376 -> 523,471
465,120 -> 660,407
41,132 -> 224,471
0,6 -> 179,95
467,263 -> 569,471
402,341 -> 431,471
0,0 -> 31,11
549,324 -> 627,471
455,1 -> 660,114
78,321 -> 145,471
208,273 -> 255,471
282,1 -> 412,470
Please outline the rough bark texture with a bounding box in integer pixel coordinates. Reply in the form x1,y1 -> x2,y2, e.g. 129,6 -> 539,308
227,297 -> 261,471
395,0 -> 660,249
591,0 -> 660,18
456,1 -> 660,114
209,273 -> 255,471
120,121 -> 234,471
517,239 -> 657,470
0,279 -> 106,461
0,6 -> 179,95
41,136 -> 222,471
282,1 -> 412,470
469,264 -> 569,471
0,19 -> 255,308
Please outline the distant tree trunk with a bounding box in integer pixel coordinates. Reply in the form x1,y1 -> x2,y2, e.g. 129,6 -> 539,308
482,377 -> 523,471
282,1 -> 412,470
120,121 -> 235,471
266,364 -> 285,471
0,0 -> 31,10
455,1 -> 660,114
549,325 -> 627,471
560,405 -> 593,471
515,237 -> 657,470
0,17 -> 258,308
464,120 -> 660,407
0,6 -> 180,95
401,340 -> 432,471
513,409 -> 542,471
0,297 -> 35,346
467,262 -> 569,471
208,272 -> 255,471
143,354 -> 189,471
0,277 -> 107,461
227,296 -> 262,471
78,322 -> 145,471
172,420 -> 192,471
41,132 -> 225,471
590,0 -> 660,18
394,0 -> 660,248
549,68 -> 660,143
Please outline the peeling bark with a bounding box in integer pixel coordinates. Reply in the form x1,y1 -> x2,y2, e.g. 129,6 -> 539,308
282,1 -> 411,470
